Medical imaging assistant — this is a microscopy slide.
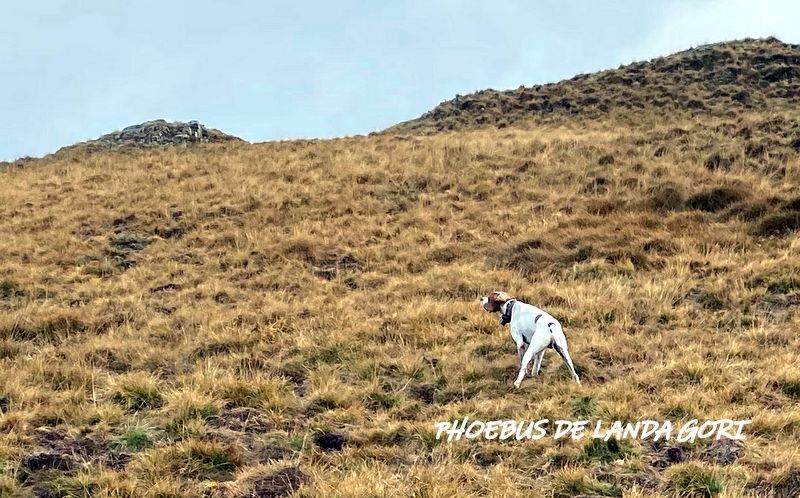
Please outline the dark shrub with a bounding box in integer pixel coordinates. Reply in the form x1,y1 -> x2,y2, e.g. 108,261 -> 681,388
722,201 -> 770,222
744,141 -> 766,157
783,197 -> 800,211
0,281 -> 24,300
586,200 -> 618,216
704,154 -> 731,171
642,239 -> 675,255
598,154 -> 615,165
606,249 -> 649,270
515,239 -> 542,251
6,315 -> 87,343
698,291 -> 725,311
752,212 -> 800,236
731,90 -> 751,104
780,380 -> 800,399
687,187 -> 746,212
314,432 -> 347,452
109,232 -> 151,252
23,452 -> 73,472
582,176 -> 609,194
767,279 -> 800,294
408,384 -> 435,404
246,467 -> 311,497
495,239 -> 553,276
564,246 -> 593,264
687,99 -> 705,110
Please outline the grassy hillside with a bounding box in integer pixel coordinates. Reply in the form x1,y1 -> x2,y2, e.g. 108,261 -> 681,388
2,111 -> 800,497
387,38 -> 800,134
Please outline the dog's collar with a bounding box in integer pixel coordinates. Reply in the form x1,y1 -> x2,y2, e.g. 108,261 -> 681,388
500,299 -> 516,326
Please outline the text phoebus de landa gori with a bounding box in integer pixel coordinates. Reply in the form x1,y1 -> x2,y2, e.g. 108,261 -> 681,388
434,418 -> 751,443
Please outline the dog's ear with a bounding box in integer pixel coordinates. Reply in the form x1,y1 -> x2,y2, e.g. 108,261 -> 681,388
487,290 -> 510,311
490,291 -> 511,303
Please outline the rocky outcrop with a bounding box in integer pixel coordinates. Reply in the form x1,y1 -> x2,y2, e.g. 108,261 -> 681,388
61,119 -> 243,152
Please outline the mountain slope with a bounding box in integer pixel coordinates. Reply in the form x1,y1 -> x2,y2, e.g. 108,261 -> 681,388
387,37 -> 800,133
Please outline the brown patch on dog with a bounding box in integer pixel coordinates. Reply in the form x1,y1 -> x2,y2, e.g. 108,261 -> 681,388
483,291 -> 511,312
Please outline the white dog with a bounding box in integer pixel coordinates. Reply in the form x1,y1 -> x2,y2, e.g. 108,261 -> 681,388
481,291 -> 580,388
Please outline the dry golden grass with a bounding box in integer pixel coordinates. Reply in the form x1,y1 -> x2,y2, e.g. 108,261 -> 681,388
389,38 -> 800,135
1,112 -> 800,497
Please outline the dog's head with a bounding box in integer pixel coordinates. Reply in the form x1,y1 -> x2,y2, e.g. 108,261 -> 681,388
480,290 -> 512,313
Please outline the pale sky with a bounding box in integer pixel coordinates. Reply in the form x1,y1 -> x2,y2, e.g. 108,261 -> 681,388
2,0 -> 799,160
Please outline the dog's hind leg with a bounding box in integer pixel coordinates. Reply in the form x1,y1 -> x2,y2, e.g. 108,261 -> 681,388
514,347 -> 535,389
514,333 -> 551,389
531,350 -> 545,376
551,325 -> 581,385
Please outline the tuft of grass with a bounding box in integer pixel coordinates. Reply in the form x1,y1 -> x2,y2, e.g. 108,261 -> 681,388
2,315 -> 86,344
648,182 -> 685,211
582,438 -> 635,463
364,391 -> 400,410
190,338 -> 254,359
218,378 -> 292,412
306,395 -> 340,414
166,393 -> 219,437
572,264 -> 605,280
305,344 -> 352,366
0,476 -> 21,496
0,339 -> 23,360
138,440 -> 243,482
114,428 -> 154,451
666,462 -> 724,497
108,375 -> 165,411
35,474 -> 98,498
571,395 -> 598,417
462,370 -> 484,383
664,405 -> 689,419
550,467 -> 622,498
184,441 -> 240,477
696,290 -> 725,311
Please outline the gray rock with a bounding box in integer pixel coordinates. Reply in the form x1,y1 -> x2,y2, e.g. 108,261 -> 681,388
62,119 -> 243,152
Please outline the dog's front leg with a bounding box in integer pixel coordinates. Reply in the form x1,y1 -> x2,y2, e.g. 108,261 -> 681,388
517,343 -> 527,367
